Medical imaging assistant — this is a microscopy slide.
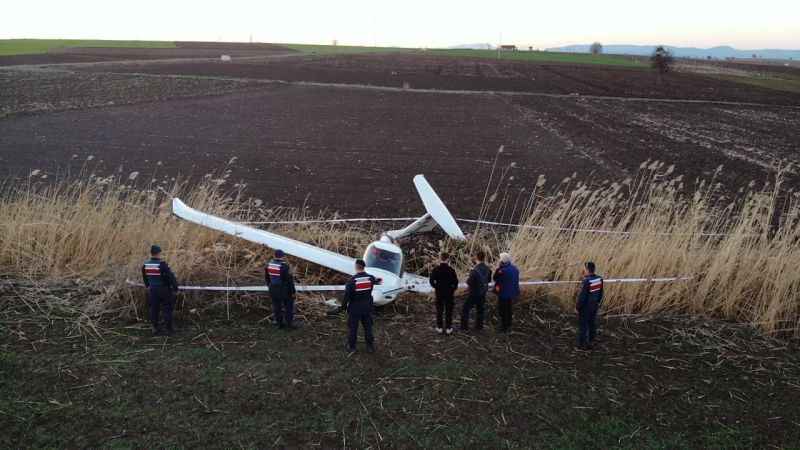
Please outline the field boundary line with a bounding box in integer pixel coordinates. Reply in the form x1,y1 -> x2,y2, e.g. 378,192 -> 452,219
71,70 -> 800,110
4,66 -> 798,109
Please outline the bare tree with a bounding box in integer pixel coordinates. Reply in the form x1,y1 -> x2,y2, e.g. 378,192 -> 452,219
651,46 -> 674,81
590,42 -> 603,55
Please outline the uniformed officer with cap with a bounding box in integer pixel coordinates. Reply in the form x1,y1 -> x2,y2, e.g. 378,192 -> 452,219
342,259 -> 380,353
266,249 -> 297,330
141,245 -> 179,335
576,261 -> 604,350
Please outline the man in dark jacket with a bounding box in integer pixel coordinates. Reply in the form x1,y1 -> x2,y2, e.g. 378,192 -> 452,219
493,252 -> 520,333
266,249 -> 297,330
576,261 -> 604,350
461,250 -> 491,331
343,259 -> 380,353
142,245 -> 179,335
429,252 -> 459,335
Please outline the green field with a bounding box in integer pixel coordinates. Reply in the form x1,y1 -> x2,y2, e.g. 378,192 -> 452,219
711,73 -> 800,94
0,39 -> 175,56
429,48 -> 644,67
283,43 -> 411,55
1,39 -> 644,67
284,44 -> 642,67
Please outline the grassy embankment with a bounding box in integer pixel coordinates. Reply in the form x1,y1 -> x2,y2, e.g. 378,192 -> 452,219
714,74 -> 800,94
283,43 -> 410,55
0,39 -> 175,56
429,48 -> 643,67
285,43 -> 643,67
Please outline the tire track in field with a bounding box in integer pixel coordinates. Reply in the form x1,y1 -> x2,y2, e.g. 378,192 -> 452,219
28,67 -> 798,110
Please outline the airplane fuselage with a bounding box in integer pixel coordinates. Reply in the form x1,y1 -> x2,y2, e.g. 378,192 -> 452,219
363,239 -> 431,306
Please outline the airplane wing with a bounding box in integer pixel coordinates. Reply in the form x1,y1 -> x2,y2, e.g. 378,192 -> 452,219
126,279 -> 346,292
172,198 -> 357,276
457,276 -> 692,289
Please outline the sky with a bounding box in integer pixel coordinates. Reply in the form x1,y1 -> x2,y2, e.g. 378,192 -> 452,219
2,0 -> 798,50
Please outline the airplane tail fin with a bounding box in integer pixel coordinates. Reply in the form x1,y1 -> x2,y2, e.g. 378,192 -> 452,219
384,175 -> 466,241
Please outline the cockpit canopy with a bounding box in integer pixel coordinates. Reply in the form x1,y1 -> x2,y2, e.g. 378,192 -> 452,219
364,242 -> 403,276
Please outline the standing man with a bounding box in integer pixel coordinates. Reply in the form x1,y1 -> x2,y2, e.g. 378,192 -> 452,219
493,252 -> 520,333
266,249 -> 297,330
429,252 -> 459,335
461,250 -> 491,331
576,261 -> 604,350
142,245 -> 179,336
342,259 -> 380,353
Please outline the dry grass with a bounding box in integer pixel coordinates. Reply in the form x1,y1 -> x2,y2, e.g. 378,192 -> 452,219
503,161 -> 800,337
0,174 -> 374,328
2,162 -> 799,337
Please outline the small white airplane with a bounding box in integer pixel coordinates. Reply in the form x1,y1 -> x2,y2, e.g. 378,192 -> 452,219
172,174 -> 468,306
169,174 -> 692,307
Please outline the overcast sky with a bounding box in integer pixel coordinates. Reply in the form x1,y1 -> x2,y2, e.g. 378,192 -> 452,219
2,0 -> 798,49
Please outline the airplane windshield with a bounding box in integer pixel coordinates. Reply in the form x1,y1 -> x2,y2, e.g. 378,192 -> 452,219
365,245 -> 403,275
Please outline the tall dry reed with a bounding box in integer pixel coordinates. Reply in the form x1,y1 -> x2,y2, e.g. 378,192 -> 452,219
2,163 -> 799,337
506,162 -> 800,336
0,175 -> 374,320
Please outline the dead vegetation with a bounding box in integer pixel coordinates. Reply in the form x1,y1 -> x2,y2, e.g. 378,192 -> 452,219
2,293 -> 798,448
2,158 -> 800,339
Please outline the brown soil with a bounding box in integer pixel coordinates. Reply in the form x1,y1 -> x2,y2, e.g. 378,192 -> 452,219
80,53 -> 800,106
1,69 -> 798,218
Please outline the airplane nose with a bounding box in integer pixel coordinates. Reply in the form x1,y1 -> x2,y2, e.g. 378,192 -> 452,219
372,287 -> 398,305
373,289 -> 387,303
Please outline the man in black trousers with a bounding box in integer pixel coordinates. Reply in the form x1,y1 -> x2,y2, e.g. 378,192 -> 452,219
429,252 -> 459,335
461,250 -> 491,331
576,261 -> 604,350
342,259 -> 380,353
266,249 -> 297,330
142,245 -> 179,336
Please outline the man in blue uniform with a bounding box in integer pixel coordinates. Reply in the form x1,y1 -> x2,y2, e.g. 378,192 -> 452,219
429,252 -> 459,335
576,261 -> 604,350
266,249 -> 297,330
461,250 -> 491,331
493,252 -> 520,333
141,245 -> 179,335
342,259 -> 380,353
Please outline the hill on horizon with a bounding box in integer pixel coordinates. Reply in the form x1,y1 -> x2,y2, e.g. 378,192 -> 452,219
547,44 -> 800,60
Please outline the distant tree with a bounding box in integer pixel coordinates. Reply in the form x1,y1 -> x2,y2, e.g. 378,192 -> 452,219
590,42 -> 603,55
651,46 -> 674,81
